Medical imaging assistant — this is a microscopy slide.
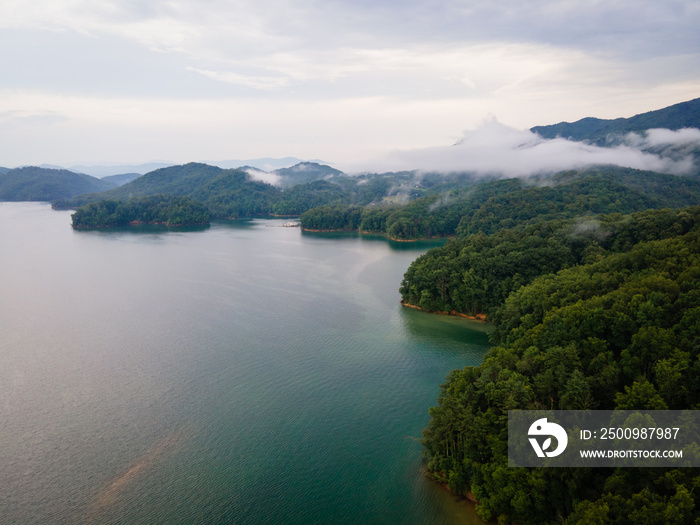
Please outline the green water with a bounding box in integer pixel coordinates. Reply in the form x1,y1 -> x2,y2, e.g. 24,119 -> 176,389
0,202 -> 490,524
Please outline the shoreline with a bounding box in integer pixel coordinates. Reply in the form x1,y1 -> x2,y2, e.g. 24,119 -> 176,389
401,301 -> 487,322
422,468 -> 487,524
300,226 -> 451,242
72,220 -> 209,230
300,227 -> 352,232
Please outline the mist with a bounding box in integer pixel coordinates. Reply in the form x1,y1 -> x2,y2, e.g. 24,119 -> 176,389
349,119 -> 699,177
244,167 -> 282,186
623,128 -> 700,148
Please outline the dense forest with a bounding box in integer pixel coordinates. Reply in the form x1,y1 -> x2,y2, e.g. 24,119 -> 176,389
53,162 -> 403,219
71,195 -> 210,228
413,206 -> 700,524
272,161 -> 345,187
300,167 -> 700,240
400,207 -> 700,317
0,166 -> 114,201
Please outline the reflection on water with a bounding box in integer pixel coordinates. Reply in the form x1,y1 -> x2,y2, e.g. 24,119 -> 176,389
73,223 -> 211,236
300,228 -> 447,251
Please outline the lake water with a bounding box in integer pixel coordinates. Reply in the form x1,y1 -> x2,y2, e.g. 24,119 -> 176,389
0,202 -> 490,524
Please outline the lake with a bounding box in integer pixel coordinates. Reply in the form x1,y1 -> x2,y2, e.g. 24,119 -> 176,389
0,202 -> 490,524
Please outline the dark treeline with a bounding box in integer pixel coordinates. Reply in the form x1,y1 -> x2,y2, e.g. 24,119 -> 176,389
416,206 -> 700,524
71,195 -> 210,228
400,207 -> 700,318
300,193 -> 473,238
300,168 -> 700,240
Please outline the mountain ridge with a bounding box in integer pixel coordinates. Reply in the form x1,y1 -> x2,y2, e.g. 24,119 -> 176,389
531,97 -> 700,144
0,166 -> 115,201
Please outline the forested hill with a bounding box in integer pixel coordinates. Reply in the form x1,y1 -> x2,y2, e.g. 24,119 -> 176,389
71,195 -> 210,228
400,206 -> 700,319
273,161 -> 344,187
0,166 -> 115,201
420,206 -> 700,524
54,163 -> 281,217
300,167 -> 700,240
53,161 -> 399,219
531,97 -> 700,144
69,163 -> 244,201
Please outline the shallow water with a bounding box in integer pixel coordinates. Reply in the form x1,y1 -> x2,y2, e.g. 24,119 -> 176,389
0,202 -> 489,524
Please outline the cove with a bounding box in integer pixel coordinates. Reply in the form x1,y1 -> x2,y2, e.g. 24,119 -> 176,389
0,202 -> 490,524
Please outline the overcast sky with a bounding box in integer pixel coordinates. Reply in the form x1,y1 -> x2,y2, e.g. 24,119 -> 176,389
1,0 -> 699,170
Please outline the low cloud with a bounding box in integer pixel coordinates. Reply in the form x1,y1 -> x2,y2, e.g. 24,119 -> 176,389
354,119 -> 698,177
244,167 -> 281,186
427,193 -> 455,212
623,128 -> 700,148
568,219 -> 609,242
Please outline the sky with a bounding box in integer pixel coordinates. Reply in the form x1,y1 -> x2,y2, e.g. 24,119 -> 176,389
1,0 -> 699,172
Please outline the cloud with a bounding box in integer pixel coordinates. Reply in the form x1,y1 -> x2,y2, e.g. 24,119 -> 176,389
568,219 -> 609,242
244,167 -> 281,186
3,0 -> 698,60
0,109 -> 69,126
623,128 -> 700,148
186,67 -> 290,90
352,119 -> 698,176
1,1 -> 699,166
427,193 -> 455,212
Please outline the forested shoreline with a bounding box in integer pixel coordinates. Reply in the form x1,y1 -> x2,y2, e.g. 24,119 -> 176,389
414,206 -> 700,524
71,195 -> 210,228
299,168 -> 700,240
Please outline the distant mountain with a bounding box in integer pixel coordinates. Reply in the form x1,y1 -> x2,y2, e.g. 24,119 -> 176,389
63,158 -> 311,176
212,157 -> 305,171
531,97 -> 700,145
101,172 -> 142,187
0,167 -> 9,175
0,167 -> 115,201
68,162 -> 174,177
531,98 -> 700,176
273,162 -> 344,187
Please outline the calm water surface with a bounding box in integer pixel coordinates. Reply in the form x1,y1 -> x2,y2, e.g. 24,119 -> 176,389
0,202 -> 490,524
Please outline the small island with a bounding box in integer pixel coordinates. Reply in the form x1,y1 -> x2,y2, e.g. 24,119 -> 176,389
71,195 -> 210,229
